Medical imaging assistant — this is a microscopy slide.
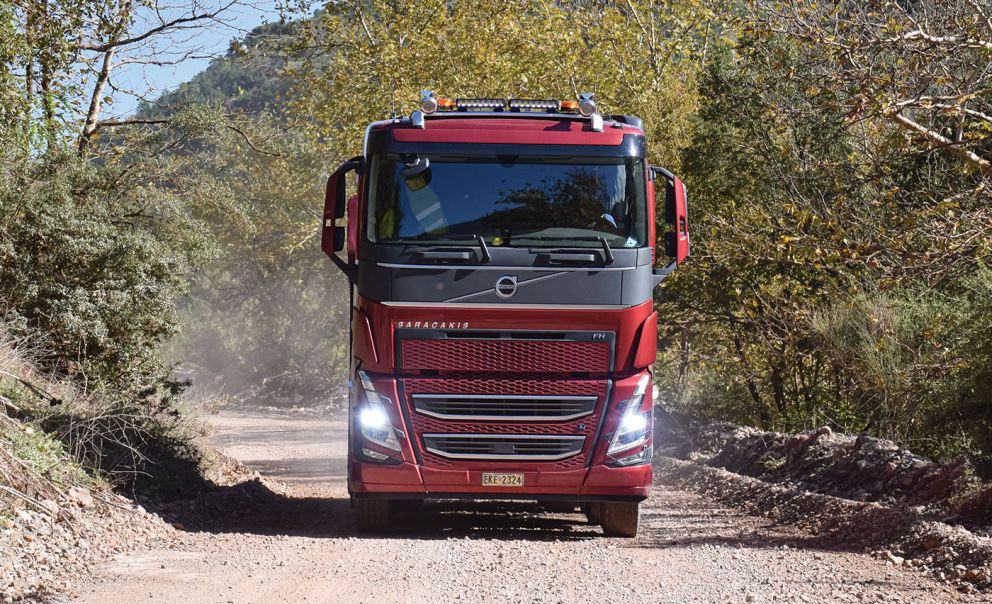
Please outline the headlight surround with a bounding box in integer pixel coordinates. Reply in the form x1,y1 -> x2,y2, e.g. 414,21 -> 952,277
356,370 -> 402,452
607,374 -> 653,456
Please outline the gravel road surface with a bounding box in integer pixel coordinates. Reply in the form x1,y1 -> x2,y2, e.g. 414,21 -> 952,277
70,410 -> 985,603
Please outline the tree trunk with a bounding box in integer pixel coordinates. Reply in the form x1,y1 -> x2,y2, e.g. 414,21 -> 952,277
733,333 -> 769,425
78,47 -> 116,154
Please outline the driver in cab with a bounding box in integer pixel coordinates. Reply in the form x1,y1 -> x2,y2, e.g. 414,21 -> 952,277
377,157 -> 448,239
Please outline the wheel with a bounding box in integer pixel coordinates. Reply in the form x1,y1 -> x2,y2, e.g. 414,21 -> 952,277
600,502 -> 639,537
394,499 -> 424,514
584,502 -> 603,525
354,498 -> 392,533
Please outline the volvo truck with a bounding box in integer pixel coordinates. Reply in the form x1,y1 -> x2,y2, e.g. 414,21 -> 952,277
321,91 -> 689,537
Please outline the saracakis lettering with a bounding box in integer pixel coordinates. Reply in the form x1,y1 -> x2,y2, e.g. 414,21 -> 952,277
395,321 -> 470,329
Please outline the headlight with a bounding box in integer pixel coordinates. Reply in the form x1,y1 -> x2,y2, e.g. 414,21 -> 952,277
607,374 -> 652,455
359,406 -> 388,430
619,412 -> 648,434
610,444 -> 653,467
356,370 -> 402,453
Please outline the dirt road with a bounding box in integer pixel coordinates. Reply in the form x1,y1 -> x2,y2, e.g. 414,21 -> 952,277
70,410 -> 983,603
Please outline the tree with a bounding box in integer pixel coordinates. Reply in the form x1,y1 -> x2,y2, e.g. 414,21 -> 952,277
289,0 -> 724,170
658,1 -> 992,464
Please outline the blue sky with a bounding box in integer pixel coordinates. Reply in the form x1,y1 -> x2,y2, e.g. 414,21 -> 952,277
106,0 -> 279,117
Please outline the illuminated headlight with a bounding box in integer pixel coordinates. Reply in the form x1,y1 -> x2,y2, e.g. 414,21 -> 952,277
607,374 -> 652,455
619,412 -> 648,434
359,406 -> 388,430
577,92 -> 597,117
356,370 -> 402,452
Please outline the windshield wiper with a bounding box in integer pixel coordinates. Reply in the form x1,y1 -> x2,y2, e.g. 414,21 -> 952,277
511,235 -> 615,265
408,233 -> 491,263
597,236 -> 615,264
474,234 -> 492,263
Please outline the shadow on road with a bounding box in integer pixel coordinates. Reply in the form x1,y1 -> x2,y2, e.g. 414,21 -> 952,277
144,478 -> 603,542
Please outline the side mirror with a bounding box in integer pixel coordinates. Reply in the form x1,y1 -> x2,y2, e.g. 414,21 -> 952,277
650,166 -> 690,286
321,156 -> 364,278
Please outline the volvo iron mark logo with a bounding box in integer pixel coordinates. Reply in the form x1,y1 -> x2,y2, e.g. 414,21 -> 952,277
494,275 -> 518,299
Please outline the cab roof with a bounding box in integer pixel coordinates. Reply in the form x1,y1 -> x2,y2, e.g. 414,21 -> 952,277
366,114 -> 645,155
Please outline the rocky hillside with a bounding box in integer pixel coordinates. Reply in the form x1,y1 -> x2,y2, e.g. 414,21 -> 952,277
654,410 -> 992,594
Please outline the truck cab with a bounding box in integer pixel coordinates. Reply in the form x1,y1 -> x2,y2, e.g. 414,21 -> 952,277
322,92 -> 689,537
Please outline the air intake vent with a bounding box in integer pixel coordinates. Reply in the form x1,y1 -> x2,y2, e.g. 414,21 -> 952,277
412,394 -> 596,421
422,434 -> 585,461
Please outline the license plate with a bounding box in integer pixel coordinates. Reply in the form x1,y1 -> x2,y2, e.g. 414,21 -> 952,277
481,472 -> 524,487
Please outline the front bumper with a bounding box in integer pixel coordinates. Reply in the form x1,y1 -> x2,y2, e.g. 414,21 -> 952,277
348,458 -> 651,501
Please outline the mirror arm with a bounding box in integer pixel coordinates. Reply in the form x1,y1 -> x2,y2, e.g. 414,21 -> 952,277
331,253 -> 358,283
652,261 -> 677,288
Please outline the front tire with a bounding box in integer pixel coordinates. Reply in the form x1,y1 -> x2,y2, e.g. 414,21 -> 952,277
600,502 -> 639,537
354,498 -> 392,533
584,502 -> 603,525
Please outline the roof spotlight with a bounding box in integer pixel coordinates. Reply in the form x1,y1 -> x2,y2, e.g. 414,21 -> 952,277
420,90 -> 438,114
577,92 -> 596,117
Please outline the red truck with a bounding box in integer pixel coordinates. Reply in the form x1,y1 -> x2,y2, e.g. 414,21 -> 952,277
321,91 -> 689,537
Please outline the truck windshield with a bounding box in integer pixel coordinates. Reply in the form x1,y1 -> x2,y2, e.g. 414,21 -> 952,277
367,155 -> 648,248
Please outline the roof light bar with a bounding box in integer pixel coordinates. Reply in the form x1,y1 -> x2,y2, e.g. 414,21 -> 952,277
456,98 -> 506,111
411,92 -> 605,129
508,99 -> 559,112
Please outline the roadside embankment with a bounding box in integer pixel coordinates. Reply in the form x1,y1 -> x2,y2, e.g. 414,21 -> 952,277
655,411 -> 992,595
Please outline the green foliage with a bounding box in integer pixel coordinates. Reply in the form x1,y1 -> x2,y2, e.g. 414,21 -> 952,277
0,134 -> 219,391
138,21 -> 298,119
658,5 -> 992,468
1,422 -> 97,489
291,0 -> 721,169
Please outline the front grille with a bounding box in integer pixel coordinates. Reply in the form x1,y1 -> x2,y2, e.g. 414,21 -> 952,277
412,394 -> 597,421
403,377 -> 608,468
400,339 -> 611,373
422,434 -> 585,461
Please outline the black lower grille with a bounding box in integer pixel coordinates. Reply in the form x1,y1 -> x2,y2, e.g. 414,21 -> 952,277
422,434 -> 585,461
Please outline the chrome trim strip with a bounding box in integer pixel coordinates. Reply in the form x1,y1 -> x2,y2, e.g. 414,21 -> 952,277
412,394 -> 597,422
422,433 -> 585,461
381,301 -> 632,310
378,262 -> 636,272
443,272 -> 567,303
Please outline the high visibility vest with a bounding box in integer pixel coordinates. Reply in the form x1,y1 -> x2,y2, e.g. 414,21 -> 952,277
407,187 -> 448,234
